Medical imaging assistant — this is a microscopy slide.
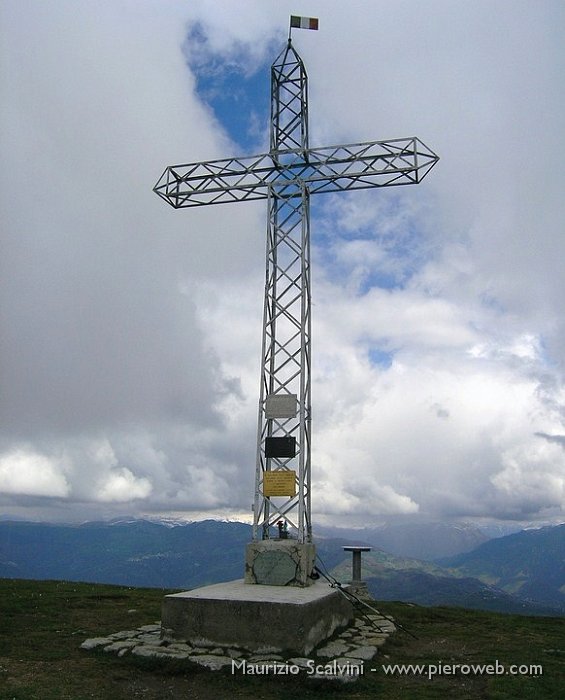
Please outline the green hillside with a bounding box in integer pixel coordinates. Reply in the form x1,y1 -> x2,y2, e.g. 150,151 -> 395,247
330,549 -> 561,615
439,524 -> 565,612
0,578 -> 563,700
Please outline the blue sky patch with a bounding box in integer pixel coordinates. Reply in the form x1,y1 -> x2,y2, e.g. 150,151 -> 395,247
368,347 -> 394,369
311,191 -> 432,294
183,23 -> 272,153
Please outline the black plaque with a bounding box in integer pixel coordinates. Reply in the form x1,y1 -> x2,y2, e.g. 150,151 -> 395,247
265,436 -> 296,458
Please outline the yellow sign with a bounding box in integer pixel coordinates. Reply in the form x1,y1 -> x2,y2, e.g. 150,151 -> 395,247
263,470 -> 296,497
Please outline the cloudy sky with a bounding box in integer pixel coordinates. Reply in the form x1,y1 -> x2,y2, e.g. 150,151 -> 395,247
1,0 -> 564,527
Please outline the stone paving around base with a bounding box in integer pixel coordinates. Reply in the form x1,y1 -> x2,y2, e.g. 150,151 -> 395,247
80,609 -> 396,683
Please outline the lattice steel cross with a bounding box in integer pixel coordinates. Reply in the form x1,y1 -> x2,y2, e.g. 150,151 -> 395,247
154,37 -> 438,544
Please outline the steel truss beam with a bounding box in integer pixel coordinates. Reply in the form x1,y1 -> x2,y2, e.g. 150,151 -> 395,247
153,138 -> 438,209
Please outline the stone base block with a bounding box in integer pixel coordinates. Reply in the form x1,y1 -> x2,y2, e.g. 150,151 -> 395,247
244,540 -> 316,587
161,579 -> 353,656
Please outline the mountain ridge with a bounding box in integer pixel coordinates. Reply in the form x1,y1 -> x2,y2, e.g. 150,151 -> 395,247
0,518 -> 562,616
438,523 -> 565,612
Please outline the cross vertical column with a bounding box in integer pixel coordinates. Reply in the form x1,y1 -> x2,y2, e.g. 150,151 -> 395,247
153,29 -> 439,585
253,41 -> 313,543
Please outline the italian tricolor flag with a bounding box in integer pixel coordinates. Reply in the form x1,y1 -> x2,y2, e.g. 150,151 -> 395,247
290,16 -> 319,30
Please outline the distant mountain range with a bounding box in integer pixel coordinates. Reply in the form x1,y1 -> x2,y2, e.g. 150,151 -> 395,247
0,519 -> 251,589
316,521 -> 490,560
0,519 -> 562,616
438,524 -> 565,613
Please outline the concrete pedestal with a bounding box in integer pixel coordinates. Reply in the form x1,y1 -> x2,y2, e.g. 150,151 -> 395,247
161,578 -> 353,656
244,539 -> 316,587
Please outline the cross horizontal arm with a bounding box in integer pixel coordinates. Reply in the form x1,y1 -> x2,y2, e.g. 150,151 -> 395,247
153,137 -> 439,208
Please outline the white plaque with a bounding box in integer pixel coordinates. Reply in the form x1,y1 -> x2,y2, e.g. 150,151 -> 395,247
265,394 -> 298,419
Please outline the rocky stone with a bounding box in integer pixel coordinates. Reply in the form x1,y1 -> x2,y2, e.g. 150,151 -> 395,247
189,654 -> 233,671
381,624 -> 397,632
166,642 -> 192,653
344,645 -> 377,660
253,645 -> 283,655
80,637 -> 113,650
136,633 -> 162,644
248,654 -> 284,663
157,649 -> 192,659
108,630 -> 139,640
288,657 -> 312,668
191,636 -> 224,649
131,645 -> 190,660
138,624 -> 161,633
372,619 -> 396,631
350,634 -> 369,644
132,645 -> 170,658
315,640 -> 351,658
103,641 -> 138,653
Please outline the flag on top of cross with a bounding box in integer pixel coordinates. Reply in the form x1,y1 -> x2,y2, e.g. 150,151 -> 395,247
290,16 -> 319,31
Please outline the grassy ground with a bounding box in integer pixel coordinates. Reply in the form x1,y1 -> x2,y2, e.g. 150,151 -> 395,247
0,578 -> 563,699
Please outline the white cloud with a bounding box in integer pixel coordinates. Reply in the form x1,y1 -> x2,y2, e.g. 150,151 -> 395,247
0,450 -> 70,497
174,463 -> 235,509
491,441 -> 565,516
97,467 -> 152,503
1,0 -> 564,526
312,473 -> 419,517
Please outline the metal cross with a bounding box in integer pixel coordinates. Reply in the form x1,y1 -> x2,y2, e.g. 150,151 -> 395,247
154,37 -> 438,545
